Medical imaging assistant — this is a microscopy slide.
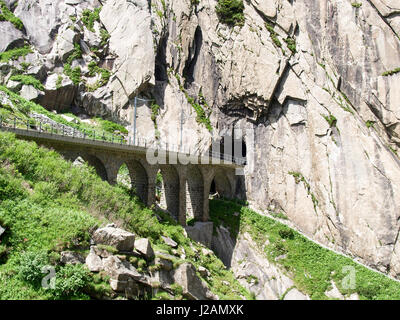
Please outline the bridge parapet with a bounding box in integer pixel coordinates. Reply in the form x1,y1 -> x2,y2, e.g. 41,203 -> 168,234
0,116 -> 244,225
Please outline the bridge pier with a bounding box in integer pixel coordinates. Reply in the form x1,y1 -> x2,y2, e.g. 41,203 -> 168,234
10,130 -> 244,227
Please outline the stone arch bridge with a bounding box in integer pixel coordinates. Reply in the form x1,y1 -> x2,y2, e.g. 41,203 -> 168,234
1,124 -> 245,226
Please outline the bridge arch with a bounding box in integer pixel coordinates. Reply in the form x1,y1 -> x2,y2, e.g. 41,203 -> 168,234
210,169 -> 232,199
186,166 -> 204,221
80,154 -> 108,182
120,159 -> 149,205
157,165 -> 180,221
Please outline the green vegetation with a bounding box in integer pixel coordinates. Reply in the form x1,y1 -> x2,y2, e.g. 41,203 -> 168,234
322,113 -> 338,128
382,67 -> 400,77
87,62 -> 111,92
216,0 -> 245,27
151,102 -> 161,129
185,92 -> 212,132
284,37 -> 297,54
351,2 -> 362,8
174,71 -> 212,132
0,46 -> 32,63
366,120 -> 375,129
265,22 -> 282,48
288,172 -> 319,212
210,198 -> 400,300
82,8 -> 101,32
0,0 -> 24,30
66,43 -> 83,65
94,117 -> 128,134
9,75 -> 44,91
100,28 -> 110,47
0,86 -> 126,143
0,132 -> 249,299
64,64 -> 82,85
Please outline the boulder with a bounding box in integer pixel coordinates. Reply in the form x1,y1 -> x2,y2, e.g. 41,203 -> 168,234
85,247 -> 103,272
283,288 -> 309,300
20,84 -> 41,101
161,236 -> 177,248
92,226 -> 135,252
134,238 -> 155,260
185,222 -> 213,248
92,245 -> 112,259
198,266 -> 211,278
6,79 -> 22,92
0,21 -> 25,52
103,255 -> 149,292
38,73 -> 76,112
154,252 -> 175,272
172,262 -> 217,300
60,251 -> 85,265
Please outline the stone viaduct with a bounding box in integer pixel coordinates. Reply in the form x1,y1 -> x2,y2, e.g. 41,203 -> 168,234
1,126 -> 245,226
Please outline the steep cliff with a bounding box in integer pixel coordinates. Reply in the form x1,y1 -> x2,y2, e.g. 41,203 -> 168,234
1,0 -> 400,280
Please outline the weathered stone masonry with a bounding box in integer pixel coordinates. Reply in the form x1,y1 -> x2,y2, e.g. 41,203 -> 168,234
10,129 -> 241,226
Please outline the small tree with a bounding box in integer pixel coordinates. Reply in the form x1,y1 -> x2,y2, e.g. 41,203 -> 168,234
216,0 -> 245,27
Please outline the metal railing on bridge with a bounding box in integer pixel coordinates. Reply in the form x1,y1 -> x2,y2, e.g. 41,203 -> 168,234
0,115 -> 247,166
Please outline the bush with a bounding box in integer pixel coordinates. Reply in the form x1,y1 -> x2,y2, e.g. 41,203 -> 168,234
64,64 -> 82,85
9,75 -> 45,91
0,46 -> 32,63
278,228 -> 294,240
0,168 -> 27,201
216,0 -> 245,27
52,264 -> 91,299
82,8 -> 101,32
0,0 -> 24,30
18,251 -> 49,285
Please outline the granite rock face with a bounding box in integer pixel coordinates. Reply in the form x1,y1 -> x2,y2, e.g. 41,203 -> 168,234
2,0 -> 400,280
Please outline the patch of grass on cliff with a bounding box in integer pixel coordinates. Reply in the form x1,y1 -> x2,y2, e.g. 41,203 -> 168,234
0,46 -> 32,63
210,198 -> 400,300
382,67 -> 400,77
216,0 -> 245,27
0,0 -> 24,30
265,22 -> 282,48
9,75 -> 45,91
82,7 -> 101,32
86,62 -> 111,92
0,132 -> 249,300
63,64 -> 81,85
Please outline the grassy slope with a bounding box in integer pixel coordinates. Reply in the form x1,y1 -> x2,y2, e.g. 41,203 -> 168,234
210,199 -> 400,300
0,132 -> 250,300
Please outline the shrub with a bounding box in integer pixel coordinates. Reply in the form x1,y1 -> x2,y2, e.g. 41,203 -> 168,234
96,118 -> 128,134
66,43 -> 82,64
382,67 -> 400,77
216,0 -> 245,27
278,228 -> 295,240
0,46 -> 32,63
87,62 -> 111,91
18,251 -> 49,285
9,75 -> 45,91
0,0 -> 24,30
64,64 -> 82,85
82,8 -> 101,32
52,264 -> 91,298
